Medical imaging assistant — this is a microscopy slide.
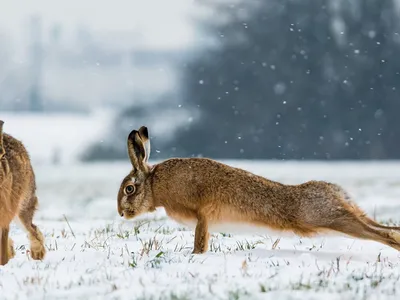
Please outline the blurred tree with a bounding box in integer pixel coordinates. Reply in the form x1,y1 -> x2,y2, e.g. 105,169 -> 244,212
28,16 -> 44,112
81,93 -> 186,161
172,0 -> 400,159
335,0 -> 400,159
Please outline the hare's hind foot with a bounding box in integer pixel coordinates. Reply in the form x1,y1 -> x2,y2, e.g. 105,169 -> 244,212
8,238 -> 15,259
29,226 -> 46,260
388,230 -> 400,250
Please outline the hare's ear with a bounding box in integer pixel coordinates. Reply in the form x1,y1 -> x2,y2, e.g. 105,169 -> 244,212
127,129 -> 148,172
138,126 -> 151,163
0,120 -> 5,159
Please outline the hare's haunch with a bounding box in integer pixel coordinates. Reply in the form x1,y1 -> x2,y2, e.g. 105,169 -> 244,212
0,120 -> 46,265
118,126 -> 400,254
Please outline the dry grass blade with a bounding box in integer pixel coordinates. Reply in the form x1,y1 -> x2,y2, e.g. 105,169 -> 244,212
272,238 -> 281,250
63,214 -> 76,238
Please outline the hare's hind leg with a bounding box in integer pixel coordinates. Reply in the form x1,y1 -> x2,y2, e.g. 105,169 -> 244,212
354,210 -> 400,232
0,226 -> 10,265
315,184 -> 400,250
345,201 -> 400,230
19,195 -> 46,260
193,215 -> 210,254
359,214 -> 400,231
324,211 -> 400,251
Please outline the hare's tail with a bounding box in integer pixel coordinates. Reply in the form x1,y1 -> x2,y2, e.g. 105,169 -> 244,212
0,120 -> 5,159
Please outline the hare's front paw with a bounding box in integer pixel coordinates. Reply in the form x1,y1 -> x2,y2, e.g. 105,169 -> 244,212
8,238 -> 15,259
29,228 -> 46,260
192,246 -> 208,254
192,231 -> 209,254
192,249 -> 206,254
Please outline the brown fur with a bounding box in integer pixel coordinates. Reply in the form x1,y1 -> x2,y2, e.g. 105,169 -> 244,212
0,121 -> 46,265
118,126 -> 400,254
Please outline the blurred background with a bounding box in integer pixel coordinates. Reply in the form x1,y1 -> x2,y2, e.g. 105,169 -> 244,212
1,0 -> 400,165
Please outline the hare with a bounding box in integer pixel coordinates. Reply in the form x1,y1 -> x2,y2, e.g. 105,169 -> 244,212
117,126 -> 400,254
0,120 -> 46,265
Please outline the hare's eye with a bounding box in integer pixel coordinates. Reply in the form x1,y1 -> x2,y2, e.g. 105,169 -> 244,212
125,185 -> 135,195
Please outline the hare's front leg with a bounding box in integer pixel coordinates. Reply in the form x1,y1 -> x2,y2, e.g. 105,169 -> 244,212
0,226 -> 10,265
193,215 -> 210,254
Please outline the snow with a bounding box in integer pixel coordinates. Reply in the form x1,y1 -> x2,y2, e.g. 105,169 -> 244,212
1,160 -> 400,299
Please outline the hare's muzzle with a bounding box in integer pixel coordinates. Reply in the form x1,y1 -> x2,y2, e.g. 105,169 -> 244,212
117,206 -> 124,217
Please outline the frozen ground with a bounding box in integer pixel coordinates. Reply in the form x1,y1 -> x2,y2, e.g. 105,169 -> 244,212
1,160 -> 400,300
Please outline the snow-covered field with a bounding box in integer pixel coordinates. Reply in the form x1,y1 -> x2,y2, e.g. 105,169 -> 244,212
1,160 -> 400,300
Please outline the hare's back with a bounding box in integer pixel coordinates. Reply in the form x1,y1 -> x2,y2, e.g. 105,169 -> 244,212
152,157 -> 281,210
0,134 -> 34,225
3,134 -> 31,167
2,134 -> 35,191
154,157 -> 240,186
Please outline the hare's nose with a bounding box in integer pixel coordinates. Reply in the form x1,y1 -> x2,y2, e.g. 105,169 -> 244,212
120,212 -> 124,217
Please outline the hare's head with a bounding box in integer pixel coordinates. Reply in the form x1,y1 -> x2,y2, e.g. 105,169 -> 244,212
118,126 -> 154,219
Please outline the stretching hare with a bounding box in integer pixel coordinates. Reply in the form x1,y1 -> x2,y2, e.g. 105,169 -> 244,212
0,120 -> 46,265
118,126 -> 400,254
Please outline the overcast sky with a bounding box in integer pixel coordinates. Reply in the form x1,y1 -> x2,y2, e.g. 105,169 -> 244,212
0,0 -> 198,49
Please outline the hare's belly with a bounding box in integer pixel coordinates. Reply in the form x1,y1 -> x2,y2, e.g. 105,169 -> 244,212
210,207 -> 295,236
166,206 -> 295,236
171,216 -> 294,237
209,222 -> 295,236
